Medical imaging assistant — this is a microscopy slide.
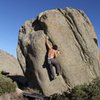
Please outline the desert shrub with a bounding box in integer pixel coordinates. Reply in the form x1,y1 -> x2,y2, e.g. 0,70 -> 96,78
51,93 -> 69,100
0,74 -> 16,96
51,77 -> 100,100
69,85 -> 87,100
69,77 -> 100,100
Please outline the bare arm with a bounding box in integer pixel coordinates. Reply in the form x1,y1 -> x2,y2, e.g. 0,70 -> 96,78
54,50 -> 60,58
45,36 -> 52,49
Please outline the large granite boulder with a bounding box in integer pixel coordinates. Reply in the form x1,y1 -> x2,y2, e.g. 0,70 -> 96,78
17,8 -> 100,96
0,50 -> 23,75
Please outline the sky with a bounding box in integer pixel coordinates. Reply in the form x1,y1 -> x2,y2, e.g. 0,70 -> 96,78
0,0 -> 100,57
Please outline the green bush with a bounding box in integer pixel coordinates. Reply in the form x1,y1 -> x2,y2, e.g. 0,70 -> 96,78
69,77 -> 100,100
51,93 -> 69,100
69,85 -> 87,100
51,77 -> 100,100
0,74 -> 16,96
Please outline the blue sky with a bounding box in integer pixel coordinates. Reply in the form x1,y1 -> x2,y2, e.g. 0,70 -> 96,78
0,0 -> 100,57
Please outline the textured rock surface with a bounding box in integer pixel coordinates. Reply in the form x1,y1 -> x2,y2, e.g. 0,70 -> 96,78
0,50 -> 23,75
17,8 -> 100,96
0,92 -> 26,100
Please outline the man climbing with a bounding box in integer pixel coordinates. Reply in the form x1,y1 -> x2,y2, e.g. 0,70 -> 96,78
45,36 -> 61,80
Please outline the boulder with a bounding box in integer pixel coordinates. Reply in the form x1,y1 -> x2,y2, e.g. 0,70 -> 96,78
0,50 -> 23,75
17,8 -> 100,96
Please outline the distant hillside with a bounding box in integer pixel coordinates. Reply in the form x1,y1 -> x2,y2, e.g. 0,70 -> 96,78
0,49 -> 23,75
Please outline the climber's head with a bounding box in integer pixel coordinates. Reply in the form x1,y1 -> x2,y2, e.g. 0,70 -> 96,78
52,45 -> 58,50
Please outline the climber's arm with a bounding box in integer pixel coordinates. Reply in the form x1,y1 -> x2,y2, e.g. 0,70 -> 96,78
54,50 -> 60,58
45,36 -> 52,49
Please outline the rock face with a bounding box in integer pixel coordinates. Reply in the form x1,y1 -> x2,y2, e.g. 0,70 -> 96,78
0,92 -> 26,100
0,50 -> 23,75
17,8 -> 100,96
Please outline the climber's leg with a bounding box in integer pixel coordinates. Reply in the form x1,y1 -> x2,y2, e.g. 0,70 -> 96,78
50,59 -> 61,76
48,59 -> 56,79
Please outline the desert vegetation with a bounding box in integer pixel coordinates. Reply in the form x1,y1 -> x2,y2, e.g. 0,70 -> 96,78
0,73 -> 16,96
51,77 -> 100,100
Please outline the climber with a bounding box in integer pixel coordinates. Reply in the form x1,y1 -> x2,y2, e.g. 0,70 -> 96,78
45,36 -> 61,80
